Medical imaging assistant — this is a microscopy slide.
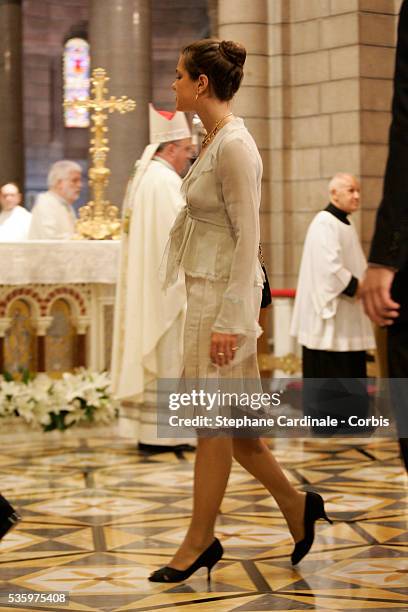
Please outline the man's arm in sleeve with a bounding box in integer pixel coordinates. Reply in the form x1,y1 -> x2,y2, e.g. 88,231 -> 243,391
369,0 -> 408,269
362,0 -> 408,325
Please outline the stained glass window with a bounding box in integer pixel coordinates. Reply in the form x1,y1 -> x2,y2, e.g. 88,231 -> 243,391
63,38 -> 90,128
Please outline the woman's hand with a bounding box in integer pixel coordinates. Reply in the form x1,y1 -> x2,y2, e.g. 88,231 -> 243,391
210,332 -> 239,367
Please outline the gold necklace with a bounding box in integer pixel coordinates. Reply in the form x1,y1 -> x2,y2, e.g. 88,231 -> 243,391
201,112 -> 233,148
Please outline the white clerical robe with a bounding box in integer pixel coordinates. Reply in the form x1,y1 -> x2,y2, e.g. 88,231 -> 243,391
0,206 -> 32,241
290,210 -> 375,351
111,157 -> 188,445
28,191 -> 76,240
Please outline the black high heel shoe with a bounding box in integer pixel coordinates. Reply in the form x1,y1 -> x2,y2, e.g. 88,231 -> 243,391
0,495 -> 21,542
148,538 -> 223,583
291,491 -> 332,565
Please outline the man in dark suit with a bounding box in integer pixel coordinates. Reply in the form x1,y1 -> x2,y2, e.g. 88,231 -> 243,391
362,0 -> 408,471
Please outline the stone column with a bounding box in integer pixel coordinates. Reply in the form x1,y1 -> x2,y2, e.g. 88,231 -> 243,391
73,316 -> 90,368
36,316 -> 53,373
90,0 -> 152,208
207,0 -> 218,36
268,1 -> 401,287
218,0 -> 270,238
0,0 -> 24,189
0,318 -> 12,374
359,0 -> 401,253
218,0 -> 273,352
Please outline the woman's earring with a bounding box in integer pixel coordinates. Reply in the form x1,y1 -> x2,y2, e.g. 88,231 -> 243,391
195,89 -> 199,100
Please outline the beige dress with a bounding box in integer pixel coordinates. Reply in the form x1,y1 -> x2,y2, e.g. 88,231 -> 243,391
161,117 -> 264,419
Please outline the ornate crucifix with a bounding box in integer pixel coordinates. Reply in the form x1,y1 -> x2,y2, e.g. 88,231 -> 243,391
64,67 -> 136,239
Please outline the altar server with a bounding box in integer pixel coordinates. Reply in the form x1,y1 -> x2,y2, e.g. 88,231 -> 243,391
111,104 -> 193,449
290,173 -> 375,430
0,183 -> 31,241
28,161 -> 82,240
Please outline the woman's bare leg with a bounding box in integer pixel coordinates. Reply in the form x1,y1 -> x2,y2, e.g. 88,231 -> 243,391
233,437 -> 306,542
168,435 -> 233,570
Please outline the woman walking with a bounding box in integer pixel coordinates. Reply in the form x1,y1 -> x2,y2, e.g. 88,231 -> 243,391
150,39 -> 331,583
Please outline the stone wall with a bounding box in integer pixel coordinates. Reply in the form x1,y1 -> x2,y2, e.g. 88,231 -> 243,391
219,0 -> 401,288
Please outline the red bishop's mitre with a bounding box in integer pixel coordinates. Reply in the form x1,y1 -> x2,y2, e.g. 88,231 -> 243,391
149,103 -> 191,144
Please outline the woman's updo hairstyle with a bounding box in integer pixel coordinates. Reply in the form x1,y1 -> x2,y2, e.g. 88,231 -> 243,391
182,38 -> 246,101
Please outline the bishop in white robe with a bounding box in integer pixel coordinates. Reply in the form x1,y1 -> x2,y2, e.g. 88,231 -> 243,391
111,105 -> 193,449
290,174 -> 375,433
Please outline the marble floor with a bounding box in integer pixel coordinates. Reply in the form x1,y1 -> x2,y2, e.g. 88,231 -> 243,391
0,428 -> 407,612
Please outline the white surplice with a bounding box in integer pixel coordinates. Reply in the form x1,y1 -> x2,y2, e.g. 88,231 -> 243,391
0,206 -> 32,241
111,157 -> 187,445
290,210 -> 375,351
28,191 -> 76,240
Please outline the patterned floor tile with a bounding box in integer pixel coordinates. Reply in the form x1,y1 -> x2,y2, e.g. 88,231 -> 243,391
0,429 -> 406,611
12,564 -> 152,595
318,557 -> 408,589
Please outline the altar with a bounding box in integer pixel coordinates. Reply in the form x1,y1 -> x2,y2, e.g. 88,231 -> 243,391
0,240 -> 120,375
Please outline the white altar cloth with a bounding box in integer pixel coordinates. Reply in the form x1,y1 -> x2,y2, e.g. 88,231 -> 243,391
0,240 -> 120,285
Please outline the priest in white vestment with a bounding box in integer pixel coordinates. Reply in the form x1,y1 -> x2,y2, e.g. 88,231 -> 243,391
28,160 -> 82,240
0,183 -> 31,241
112,104 -> 193,450
290,173 -> 376,433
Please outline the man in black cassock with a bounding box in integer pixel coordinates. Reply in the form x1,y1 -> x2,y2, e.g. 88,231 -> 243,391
362,0 -> 408,471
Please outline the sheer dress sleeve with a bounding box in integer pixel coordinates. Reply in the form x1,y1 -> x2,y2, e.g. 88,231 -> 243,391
212,137 -> 262,337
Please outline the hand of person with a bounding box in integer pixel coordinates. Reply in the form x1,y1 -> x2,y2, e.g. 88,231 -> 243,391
210,332 -> 239,367
361,266 -> 400,326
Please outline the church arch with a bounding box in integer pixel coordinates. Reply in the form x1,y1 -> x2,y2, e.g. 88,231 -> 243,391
3,289 -> 42,320
44,287 -> 86,320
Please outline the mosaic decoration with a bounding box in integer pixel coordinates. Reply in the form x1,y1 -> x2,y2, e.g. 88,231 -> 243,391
3,299 -> 36,375
0,432 -> 406,611
0,284 -> 91,374
45,299 -> 76,373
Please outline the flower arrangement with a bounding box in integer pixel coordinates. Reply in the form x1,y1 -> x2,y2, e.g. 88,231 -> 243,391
0,369 -> 119,431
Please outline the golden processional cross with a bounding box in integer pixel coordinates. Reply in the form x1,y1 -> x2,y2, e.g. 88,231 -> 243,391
64,67 -> 136,239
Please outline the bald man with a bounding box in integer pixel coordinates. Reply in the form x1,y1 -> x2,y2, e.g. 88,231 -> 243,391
291,174 -> 375,433
0,183 -> 31,241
